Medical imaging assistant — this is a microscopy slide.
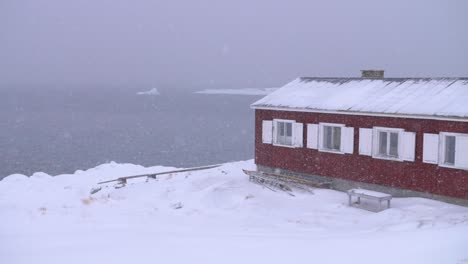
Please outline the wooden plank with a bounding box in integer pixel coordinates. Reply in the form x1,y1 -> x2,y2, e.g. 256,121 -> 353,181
247,172 -> 294,196
243,169 -> 331,189
97,164 -> 222,185
249,173 -> 292,191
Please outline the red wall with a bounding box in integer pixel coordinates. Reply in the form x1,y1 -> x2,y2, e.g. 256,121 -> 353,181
255,109 -> 468,199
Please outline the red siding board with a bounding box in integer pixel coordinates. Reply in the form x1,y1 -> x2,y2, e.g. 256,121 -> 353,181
255,109 -> 468,199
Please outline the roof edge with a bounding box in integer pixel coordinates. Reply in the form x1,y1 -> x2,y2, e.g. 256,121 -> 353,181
298,77 -> 468,81
296,76 -> 468,80
250,105 -> 468,123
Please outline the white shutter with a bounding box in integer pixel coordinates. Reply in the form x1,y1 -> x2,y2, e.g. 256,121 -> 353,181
272,121 -> 278,144
423,133 -> 439,164
306,124 -> 318,149
372,128 -> 380,157
359,128 -> 373,156
341,127 -> 354,154
262,120 -> 273,144
293,123 -> 303,147
455,136 -> 468,169
318,124 -> 324,149
402,132 -> 416,161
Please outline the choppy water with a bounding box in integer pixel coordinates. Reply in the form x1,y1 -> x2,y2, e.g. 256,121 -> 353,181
0,88 -> 258,178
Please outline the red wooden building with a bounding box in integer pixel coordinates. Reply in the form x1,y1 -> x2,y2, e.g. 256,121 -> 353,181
251,71 -> 468,205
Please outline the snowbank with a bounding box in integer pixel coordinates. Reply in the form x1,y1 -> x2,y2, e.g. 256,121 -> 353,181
137,88 -> 160,95
196,87 -> 278,95
1,160 -> 467,264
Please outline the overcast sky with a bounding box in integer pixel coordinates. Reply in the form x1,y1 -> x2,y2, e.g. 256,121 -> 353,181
1,0 -> 467,91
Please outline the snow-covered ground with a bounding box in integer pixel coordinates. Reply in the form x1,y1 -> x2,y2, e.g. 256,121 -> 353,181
1,160 -> 468,264
196,87 -> 278,95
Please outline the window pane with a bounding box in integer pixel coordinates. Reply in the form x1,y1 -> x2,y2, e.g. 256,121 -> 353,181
278,122 -> 284,137
276,122 -> 284,144
283,123 -> 292,145
389,132 -> 399,157
286,123 -> 292,137
323,126 -> 332,149
378,131 -> 387,155
332,127 -> 341,150
445,136 -> 456,165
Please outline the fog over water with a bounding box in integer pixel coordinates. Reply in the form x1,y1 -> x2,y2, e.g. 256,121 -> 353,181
1,1 -> 467,177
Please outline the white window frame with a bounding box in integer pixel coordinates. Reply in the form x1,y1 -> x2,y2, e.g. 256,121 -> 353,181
318,122 -> 345,154
438,132 -> 468,170
273,119 -> 295,148
372,127 -> 404,161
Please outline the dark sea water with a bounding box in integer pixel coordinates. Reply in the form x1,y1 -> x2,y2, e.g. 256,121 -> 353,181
0,88 -> 259,178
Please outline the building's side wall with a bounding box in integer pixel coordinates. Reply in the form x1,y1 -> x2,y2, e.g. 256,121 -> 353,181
255,109 -> 468,200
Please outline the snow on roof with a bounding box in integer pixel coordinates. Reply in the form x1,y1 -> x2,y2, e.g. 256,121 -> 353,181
251,77 -> 468,120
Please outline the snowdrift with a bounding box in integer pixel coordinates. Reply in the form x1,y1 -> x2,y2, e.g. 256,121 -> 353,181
1,160 -> 467,264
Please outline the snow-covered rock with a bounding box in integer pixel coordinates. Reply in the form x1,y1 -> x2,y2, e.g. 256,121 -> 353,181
0,160 -> 467,264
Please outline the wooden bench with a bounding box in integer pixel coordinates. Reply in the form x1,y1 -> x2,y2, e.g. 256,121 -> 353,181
347,189 -> 392,211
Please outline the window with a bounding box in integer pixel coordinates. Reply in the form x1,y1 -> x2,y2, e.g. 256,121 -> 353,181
310,123 -> 353,154
319,123 -> 345,153
439,132 -> 468,169
323,125 -> 341,151
275,120 -> 293,146
378,131 -> 399,158
270,119 -> 303,148
444,135 -> 456,165
372,127 -> 405,161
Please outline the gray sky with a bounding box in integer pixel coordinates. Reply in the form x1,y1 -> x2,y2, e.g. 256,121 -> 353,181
1,0 -> 467,91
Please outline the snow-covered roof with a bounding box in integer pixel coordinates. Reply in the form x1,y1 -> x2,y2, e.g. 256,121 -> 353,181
251,77 -> 468,120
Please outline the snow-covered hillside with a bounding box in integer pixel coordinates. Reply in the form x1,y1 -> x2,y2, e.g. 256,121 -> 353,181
1,160 -> 467,264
